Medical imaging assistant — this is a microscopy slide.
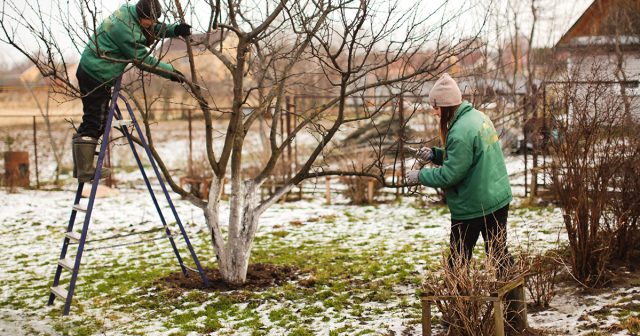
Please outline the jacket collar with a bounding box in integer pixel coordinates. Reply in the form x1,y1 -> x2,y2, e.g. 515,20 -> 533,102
448,101 -> 473,130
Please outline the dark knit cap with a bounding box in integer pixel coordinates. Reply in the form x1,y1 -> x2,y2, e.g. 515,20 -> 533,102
136,0 -> 162,20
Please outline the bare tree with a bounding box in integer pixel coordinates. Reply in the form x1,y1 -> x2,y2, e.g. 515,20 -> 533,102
1,0 -> 488,285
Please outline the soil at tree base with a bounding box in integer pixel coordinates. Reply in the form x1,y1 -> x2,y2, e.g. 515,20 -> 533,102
157,263 -> 300,292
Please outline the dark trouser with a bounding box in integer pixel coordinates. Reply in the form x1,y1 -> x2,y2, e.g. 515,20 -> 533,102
448,204 -> 513,277
75,66 -> 112,139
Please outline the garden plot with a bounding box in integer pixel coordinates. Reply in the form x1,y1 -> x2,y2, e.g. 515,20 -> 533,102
1,186 -> 639,335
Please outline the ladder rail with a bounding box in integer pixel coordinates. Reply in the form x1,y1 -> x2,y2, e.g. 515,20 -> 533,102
118,94 -> 210,287
113,104 -> 188,276
61,78 -> 122,315
49,77 -> 210,315
48,182 -> 84,306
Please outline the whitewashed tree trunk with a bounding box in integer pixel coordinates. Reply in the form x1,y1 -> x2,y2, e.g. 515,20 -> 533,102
204,178 -> 263,285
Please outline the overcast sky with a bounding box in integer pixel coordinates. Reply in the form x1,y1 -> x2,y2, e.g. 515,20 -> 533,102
0,0 -> 593,68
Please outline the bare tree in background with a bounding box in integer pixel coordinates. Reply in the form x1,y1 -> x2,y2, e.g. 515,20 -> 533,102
1,0 -> 488,285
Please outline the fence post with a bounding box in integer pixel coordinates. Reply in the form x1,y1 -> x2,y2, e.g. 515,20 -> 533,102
286,96 -> 293,179
542,85 -> 548,189
421,299 -> 432,336
188,109 -> 193,177
523,96 -> 528,198
367,178 -> 374,204
398,94 -> 405,195
325,176 -> 331,205
32,116 -> 39,189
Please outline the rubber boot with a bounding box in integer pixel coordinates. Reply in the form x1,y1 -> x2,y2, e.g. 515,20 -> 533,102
72,135 -> 111,183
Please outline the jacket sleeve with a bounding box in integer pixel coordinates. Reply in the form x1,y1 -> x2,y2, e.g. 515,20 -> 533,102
431,147 -> 445,166
418,137 -> 473,189
153,23 -> 179,38
111,23 -> 175,79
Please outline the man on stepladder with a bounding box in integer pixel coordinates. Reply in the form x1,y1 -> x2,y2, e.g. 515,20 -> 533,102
73,0 -> 191,182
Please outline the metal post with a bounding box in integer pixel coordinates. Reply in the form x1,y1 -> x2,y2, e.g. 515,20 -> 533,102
542,85 -> 547,188
286,96 -> 293,179
398,94 -> 405,195
280,106 -> 285,184
523,96 -> 528,198
293,97 -> 299,173
105,125 -> 113,188
188,109 -> 193,177
32,116 -> 39,188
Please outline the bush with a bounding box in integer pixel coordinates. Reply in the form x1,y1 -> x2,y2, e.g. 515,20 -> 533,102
423,239 -> 528,335
548,65 -> 640,286
523,250 -> 560,308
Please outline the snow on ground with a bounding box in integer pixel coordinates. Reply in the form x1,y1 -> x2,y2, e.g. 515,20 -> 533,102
1,121 -> 639,335
0,183 -> 638,335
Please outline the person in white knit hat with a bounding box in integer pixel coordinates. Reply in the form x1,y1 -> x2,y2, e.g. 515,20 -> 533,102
405,73 -> 513,275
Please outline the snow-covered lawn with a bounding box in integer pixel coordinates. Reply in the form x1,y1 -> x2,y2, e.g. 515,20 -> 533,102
1,185 -> 639,335
1,121 -> 639,335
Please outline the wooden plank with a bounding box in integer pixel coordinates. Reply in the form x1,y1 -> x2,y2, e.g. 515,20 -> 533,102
422,295 -> 499,302
72,204 -> 86,213
58,258 -> 75,272
325,177 -> 331,205
367,179 -> 374,204
498,278 -> 524,298
494,300 -> 505,336
65,231 -> 81,243
51,286 -> 68,300
422,300 -> 432,336
518,284 -> 529,329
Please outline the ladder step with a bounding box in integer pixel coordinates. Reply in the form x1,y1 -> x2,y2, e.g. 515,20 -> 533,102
51,286 -> 68,300
112,119 -> 132,127
65,231 -> 82,243
72,204 -> 87,213
58,258 -> 76,272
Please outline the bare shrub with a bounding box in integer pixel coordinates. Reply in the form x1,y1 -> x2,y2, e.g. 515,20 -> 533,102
336,151 -> 382,205
548,63 -> 636,286
423,235 -> 528,335
339,176 -> 379,205
605,127 -> 640,264
522,250 -> 560,308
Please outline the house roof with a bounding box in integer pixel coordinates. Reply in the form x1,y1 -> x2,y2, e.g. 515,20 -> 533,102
556,0 -> 640,49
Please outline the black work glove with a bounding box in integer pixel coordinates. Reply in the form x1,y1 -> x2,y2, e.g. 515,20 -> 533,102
170,69 -> 185,83
174,23 -> 191,37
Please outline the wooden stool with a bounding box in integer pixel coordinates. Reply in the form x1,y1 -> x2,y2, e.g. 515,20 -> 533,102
420,278 -> 527,336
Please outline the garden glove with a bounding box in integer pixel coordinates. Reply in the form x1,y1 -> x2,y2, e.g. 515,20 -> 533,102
415,147 -> 434,164
174,23 -> 192,37
405,169 -> 421,186
170,69 -> 185,83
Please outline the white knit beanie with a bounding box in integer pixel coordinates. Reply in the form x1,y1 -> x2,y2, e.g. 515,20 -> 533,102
428,73 -> 462,107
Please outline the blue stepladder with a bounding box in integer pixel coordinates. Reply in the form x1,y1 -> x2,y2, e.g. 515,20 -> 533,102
48,77 -> 209,315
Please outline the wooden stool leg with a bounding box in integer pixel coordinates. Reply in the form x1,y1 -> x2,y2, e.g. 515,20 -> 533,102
517,284 -> 528,328
422,300 -> 432,336
494,300 -> 505,336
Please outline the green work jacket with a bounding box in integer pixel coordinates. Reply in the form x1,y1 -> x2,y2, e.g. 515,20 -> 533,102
419,101 -> 512,220
79,4 -> 179,83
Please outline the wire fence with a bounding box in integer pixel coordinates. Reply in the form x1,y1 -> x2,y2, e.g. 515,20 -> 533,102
0,91 -> 541,198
